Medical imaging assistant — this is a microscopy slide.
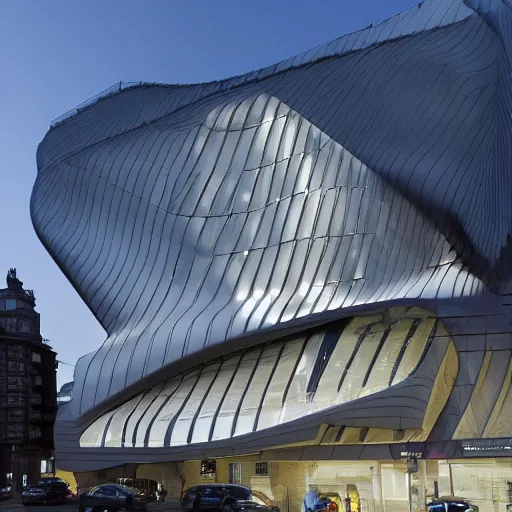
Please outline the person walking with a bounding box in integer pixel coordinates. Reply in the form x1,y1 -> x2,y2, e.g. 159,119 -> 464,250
192,491 -> 202,512
302,488 -> 320,512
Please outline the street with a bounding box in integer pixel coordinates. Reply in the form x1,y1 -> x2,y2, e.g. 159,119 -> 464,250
0,499 -> 182,511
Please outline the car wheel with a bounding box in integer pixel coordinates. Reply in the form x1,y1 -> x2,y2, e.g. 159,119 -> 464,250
224,505 -> 233,512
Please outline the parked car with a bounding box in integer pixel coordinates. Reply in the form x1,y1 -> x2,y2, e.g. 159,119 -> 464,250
21,486 -> 47,505
79,483 -> 147,512
0,486 -> 13,500
182,484 -> 272,512
427,496 -> 479,511
21,478 -> 69,505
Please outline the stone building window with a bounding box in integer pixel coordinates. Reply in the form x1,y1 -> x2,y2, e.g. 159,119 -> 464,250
7,360 -> 25,374
20,320 -> 33,333
5,299 -> 16,311
30,394 -> 42,405
7,376 -> 24,390
200,459 -> 216,479
255,462 -> 269,476
7,394 -> 25,405
4,318 -> 16,332
7,408 -> 24,421
7,345 -> 23,358
29,427 -> 42,439
228,463 -> 242,484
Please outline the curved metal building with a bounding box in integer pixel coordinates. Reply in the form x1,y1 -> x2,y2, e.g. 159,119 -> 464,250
33,0 -> 512,472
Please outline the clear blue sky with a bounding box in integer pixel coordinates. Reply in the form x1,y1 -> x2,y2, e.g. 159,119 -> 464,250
0,0 -> 415,388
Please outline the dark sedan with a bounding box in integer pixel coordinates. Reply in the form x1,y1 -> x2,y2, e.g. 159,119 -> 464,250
79,484 -> 147,512
21,486 -> 47,505
182,484 -> 271,512
0,486 -> 13,500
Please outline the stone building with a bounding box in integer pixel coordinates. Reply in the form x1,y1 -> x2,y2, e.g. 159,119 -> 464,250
0,269 -> 57,491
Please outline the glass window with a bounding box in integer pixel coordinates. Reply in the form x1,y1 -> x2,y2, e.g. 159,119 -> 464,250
31,353 -> 41,363
20,321 -> 32,333
5,299 -> 16,311
200,460 -> 216,478
228,463 -> 242,485
34,375 -> 42,386
30,410 -> 42,420
29,427 -> 41,439
8,394 -> 25,405
255,462 -> 269,476
5,318 -> 16,332
7,361 -> 24,373
7,376 -> 23,390
7,408 -> 24,421
7,345 -> 23,358
31,394 -> 42,405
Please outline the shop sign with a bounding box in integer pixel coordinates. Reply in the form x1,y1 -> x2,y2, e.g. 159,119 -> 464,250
462,439 -> 512,455
400,451 -> 423,459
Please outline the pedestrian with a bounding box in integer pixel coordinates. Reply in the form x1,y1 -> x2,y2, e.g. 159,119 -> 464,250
193,491 -> 202,512
302,487 -> 320,512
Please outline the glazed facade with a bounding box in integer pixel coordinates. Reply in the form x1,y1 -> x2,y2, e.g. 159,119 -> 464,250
32,0 -> 512,487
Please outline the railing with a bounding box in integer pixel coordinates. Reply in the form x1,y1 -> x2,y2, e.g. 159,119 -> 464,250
50,81 -> 144,128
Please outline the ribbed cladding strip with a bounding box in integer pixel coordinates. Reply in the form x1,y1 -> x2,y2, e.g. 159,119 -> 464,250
337,325 -> 372,392
206,354 -> 244,443
103,393 -> 144,447
140,377 -> 182,447
186,360 -> 224,444
389,319 -> 422,386
252,344 -> 286,433
361,324 -> 393,388
148,370 -> 201,447
125,381 -> 165,448
306,323 -> 347,395
452,350 -> 512,439
257,337 -> 307,431
163,367 -> 206,447
233,344 -> 283,437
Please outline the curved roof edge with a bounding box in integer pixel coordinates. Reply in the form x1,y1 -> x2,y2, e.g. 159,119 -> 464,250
49,0 -> 474,129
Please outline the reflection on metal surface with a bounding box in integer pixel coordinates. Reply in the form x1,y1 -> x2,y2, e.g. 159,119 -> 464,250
80,309 -> 442,448
31,0 -> 512,469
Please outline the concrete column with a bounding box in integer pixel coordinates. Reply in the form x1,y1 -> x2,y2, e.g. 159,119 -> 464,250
409,460 -> 427,512
372,462 -> 384,512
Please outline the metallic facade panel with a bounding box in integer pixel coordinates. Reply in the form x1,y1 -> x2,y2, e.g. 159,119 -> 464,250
32,0 -> 512,469
78,311 -> 443,448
